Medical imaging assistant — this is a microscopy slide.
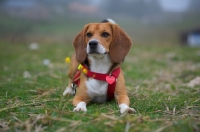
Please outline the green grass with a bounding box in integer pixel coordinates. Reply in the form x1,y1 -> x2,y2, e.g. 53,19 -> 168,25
0,14 -> 200,131
0,41 -> 199,132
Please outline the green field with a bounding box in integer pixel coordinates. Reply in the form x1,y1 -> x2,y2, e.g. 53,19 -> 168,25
0,16 -> 200,132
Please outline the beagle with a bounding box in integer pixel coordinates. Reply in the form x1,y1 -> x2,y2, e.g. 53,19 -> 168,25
63,19 -> 135,114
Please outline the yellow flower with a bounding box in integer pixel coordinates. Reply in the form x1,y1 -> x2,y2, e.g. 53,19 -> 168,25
83,68 -> 88,74
65,57 -> 71,63
78,64 -> 83,70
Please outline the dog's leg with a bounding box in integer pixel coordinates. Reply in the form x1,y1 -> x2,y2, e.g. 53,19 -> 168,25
73,101 -> 87,112
115,71 -> 136,114
63,53 -> 79,96
72,78 -> 91,112
63,80 -> 74,96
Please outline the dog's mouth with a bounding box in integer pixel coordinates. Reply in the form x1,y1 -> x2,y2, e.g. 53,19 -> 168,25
88,51 -> 108,55
86,40 -> 108,55
88,50 -> 100,54
88,51 -> 108,58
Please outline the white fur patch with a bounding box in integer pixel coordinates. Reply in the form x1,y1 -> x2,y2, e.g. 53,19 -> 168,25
73,102 -> 87,112
86,54 -> 112,103
106,18 -> 116,24
86,39 -> 106,55
88,54 -> 112,73
63,86 -> 73,96
119,103 -> 136,114
86,79 -> 108,103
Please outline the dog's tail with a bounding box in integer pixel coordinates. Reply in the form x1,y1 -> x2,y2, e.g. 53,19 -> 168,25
101,18 -> 116,24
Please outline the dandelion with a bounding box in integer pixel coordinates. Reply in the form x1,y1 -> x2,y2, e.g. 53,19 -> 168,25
83,68 -> 88,74
78,64 -> 83,70
65,57 -> 71,63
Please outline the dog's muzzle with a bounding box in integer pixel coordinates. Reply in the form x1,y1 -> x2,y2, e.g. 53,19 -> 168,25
88,40 -> 98,54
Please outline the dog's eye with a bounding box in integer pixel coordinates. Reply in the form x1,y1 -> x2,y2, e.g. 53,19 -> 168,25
86,33 -> 92,38
101,32 -> 110,38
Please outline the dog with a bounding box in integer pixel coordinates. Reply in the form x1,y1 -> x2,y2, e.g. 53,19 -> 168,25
63,18 -> 135,114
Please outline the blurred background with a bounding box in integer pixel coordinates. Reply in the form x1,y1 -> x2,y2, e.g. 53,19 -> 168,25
0,0 -> 200,46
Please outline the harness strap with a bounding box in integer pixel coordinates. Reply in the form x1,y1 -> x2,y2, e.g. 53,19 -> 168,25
107,67 -> 120,100
72,64 -> 121,100
73,70 -> 81,86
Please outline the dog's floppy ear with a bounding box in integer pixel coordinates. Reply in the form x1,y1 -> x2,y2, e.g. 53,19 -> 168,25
110,24 -> 132,63
73,24 -> 89,63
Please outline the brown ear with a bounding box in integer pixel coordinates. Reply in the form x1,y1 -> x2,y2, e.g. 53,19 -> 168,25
110,24 -> 132,63
73,24 -> 89,63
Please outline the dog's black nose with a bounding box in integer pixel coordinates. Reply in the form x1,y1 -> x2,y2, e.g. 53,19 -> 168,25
89,40 -> 98,49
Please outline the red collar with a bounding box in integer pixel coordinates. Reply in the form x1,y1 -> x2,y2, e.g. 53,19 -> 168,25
73,64 -> 121,100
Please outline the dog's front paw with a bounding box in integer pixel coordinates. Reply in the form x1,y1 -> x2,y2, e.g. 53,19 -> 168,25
73,102 -> 87,112
119,103 -> 136,114
63,86 -> 74,96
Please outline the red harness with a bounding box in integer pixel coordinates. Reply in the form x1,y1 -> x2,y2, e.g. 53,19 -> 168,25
73,64 -> 121,100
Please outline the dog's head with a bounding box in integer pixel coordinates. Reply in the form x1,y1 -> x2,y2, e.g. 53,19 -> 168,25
73,23 -> 132,63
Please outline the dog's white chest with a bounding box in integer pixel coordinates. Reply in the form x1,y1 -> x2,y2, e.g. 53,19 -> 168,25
85,54 -> 112,103
86,79 -> 108,103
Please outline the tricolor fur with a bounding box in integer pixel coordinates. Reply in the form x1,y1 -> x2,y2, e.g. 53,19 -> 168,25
63,19 -> 135,114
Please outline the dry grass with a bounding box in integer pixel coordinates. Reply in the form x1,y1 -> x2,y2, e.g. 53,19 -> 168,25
0,42 -> 200,132
0,14 -> 200,131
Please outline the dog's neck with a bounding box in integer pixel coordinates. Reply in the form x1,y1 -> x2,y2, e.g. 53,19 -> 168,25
87,54 -> 113,74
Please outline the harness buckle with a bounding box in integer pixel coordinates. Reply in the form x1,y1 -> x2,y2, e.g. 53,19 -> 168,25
71,83 -> 77,95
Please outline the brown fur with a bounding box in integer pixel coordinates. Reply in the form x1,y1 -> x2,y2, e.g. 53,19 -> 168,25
67,22 -> 133,111
73,23 -> 132,63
